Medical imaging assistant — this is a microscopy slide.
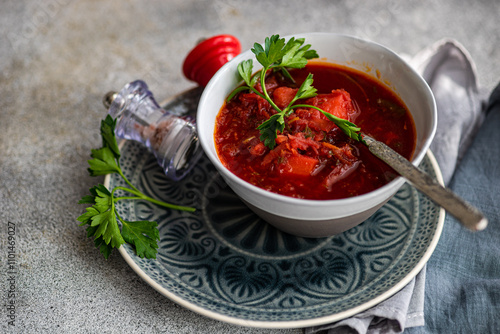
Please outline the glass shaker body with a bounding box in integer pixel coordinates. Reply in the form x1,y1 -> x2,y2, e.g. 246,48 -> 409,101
105,80 -> 202,181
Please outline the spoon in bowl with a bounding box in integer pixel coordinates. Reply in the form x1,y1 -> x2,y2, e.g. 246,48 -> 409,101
363,134 -> 487,231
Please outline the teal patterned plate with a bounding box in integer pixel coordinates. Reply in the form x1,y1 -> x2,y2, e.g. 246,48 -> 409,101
107,141 -> 444,328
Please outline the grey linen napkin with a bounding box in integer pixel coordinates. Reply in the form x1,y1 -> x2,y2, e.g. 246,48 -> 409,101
305,39 -> 485,334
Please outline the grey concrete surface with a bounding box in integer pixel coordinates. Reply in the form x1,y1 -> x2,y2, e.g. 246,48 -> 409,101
0,0 -> 499,333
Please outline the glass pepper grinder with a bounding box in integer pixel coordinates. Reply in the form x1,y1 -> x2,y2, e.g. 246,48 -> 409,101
102,35 -> 241,181
103,80 -> 200,181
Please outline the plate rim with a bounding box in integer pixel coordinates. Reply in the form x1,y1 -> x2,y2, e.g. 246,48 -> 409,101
106,147 -> 445,329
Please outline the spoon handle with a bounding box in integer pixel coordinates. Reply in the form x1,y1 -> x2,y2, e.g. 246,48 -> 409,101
364,135 -> 487,231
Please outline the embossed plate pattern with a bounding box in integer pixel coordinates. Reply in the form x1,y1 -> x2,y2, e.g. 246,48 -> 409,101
107,141 -> 444,328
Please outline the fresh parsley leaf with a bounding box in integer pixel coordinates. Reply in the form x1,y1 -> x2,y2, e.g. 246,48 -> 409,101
257,114 -> 285,149
77,187 -> 125,254
320,111 -> 364,143
232,35 -> 363,149
77,206 -> 100,226
89,184 -> 111,202
287,73 -> 317,109
122,220 -> 160,259
280,39 -> 311,69
91,210 -> 123,248
100,116 -> 120,158
92,187 -> 113,214
78,195 -> 96,205
252,35 -> 285,68
94,236 -> 114,259
87,147 -> 121,176
78,115 -> 196,259
237,59 -> 254,87
296,74 -> 317,98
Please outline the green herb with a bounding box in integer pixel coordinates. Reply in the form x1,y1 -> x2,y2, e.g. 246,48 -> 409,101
77,115 -> 195,259
230,34 -> 364,148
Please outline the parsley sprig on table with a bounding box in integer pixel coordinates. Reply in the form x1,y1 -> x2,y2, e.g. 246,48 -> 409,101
77,115 -> 195,259
228,34 -> 363,148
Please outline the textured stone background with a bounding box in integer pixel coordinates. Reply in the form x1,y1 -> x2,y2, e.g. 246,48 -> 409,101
0,0 -> 499,333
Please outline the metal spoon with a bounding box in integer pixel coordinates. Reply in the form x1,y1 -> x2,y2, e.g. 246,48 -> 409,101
364,135 -> 488,231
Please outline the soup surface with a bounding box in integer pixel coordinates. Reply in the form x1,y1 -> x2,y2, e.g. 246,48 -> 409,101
215,62 -> 416,200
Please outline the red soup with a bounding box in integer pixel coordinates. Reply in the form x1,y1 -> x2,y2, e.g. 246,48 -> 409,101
214,62 -> 416,200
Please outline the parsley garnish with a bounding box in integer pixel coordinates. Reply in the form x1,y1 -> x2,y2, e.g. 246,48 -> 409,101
229,34 -> 363,148
77,115 -> 195,259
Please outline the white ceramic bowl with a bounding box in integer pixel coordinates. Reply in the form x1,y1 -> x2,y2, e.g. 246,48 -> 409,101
197,32 -> 436,237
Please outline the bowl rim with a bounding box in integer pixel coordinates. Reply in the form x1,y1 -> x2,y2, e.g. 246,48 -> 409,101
197,32 -> 437,212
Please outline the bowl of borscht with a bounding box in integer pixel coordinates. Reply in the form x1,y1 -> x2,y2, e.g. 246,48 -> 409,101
197,33 -> 436,237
